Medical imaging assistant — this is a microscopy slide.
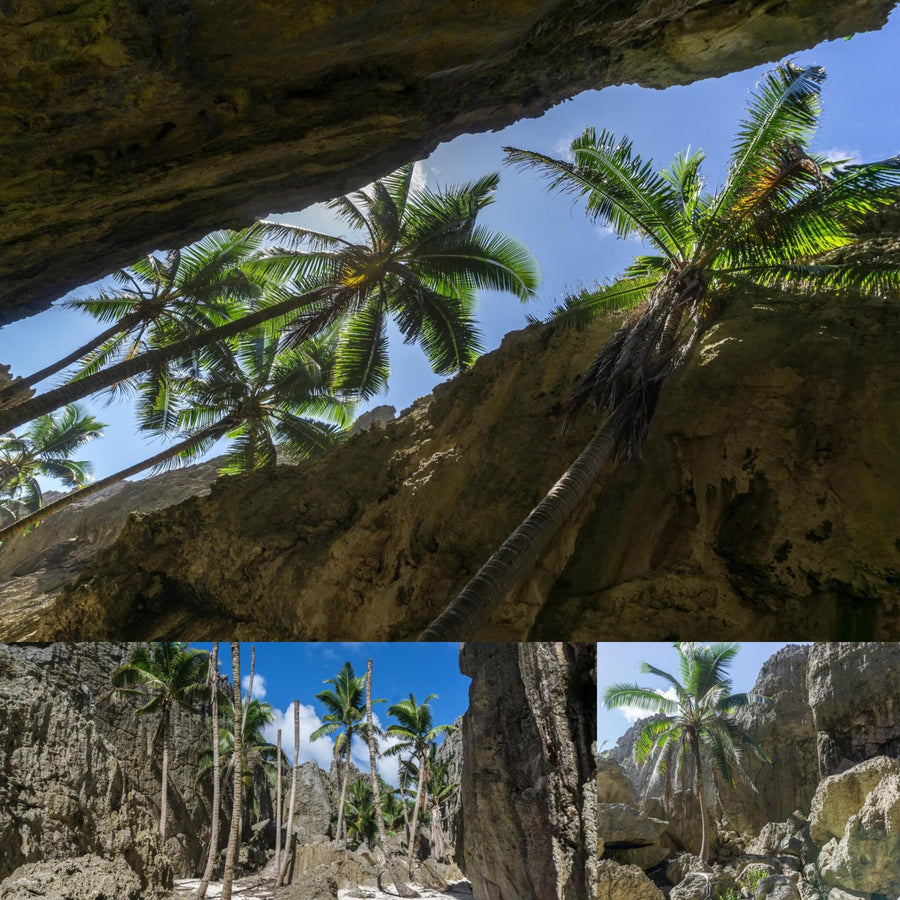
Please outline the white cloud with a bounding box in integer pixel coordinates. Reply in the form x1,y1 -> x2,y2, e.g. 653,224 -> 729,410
262,704 -> 406,786
242,673 -> 267,700
410,160 -> 427,194
595,223 -> 617,240
553,135 -> 576,162
821,146 -> 861,165
618,687 -> 678,723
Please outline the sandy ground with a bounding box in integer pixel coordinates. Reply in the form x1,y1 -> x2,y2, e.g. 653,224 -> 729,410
171,877 -> 473,899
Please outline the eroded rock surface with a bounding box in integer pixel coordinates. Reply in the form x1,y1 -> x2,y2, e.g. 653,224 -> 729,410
5,286 -> 900,642
0,645 -> 175,892
458,643 -> 596,900
1,0 -> 894,323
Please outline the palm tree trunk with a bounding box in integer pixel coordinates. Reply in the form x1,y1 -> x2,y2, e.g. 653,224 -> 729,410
366,659 -> 419,898
274,728 -> 282,876
235,645 -> 255,843
222,643 -> 243,900
160,720 -> 170,845
419,410 -> 621,640
5,314 -> 143,397
0,417 -> 232,542
336,725 -> 353,843
277,701 -> 300,887
197,642 -> 221,899
399,758 -> 411,843
0,286 -> 334,433
691,735 -> 711,863
406,748 -> 427,877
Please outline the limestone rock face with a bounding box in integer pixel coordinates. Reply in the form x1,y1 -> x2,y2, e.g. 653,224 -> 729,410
814,766 -> 900,897
292,761 -> 334,842
0,459 -> 224,640
9,289 -> 900,642
1,0 -> 894,325
458,643 -> 596,900
0,855 -> 143,900
0,645 -> 174,892
596,757 -> 635,805
594,859 -> 663,900
717,645 -> 819,837
807,642 -> 900,774
435,715 -> 464,854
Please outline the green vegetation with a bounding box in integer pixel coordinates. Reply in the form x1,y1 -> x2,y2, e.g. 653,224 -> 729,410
0,405 -> 104,528
603,642 -> 772,862
0,165 -> 538,538
422,62 -> 900,640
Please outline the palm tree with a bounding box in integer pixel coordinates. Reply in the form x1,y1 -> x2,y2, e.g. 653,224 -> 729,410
198,697 -> 278,829
0,332 -> 349,541
311,661 -> 378,843
109,642 -> 209,843
603,642 -> 771,861
197,642 -> 222,900
0,231 -> 265,403
366,658 -> 418,898
420,62 -> 900,639
0,166 -> 538,432
344,778 -> 379,847
0,404 -> 104,529
385,694 -> 455,875
254,164 -> 540,399
221,642 -> 243,900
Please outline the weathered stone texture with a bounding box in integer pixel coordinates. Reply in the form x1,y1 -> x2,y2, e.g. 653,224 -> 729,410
1,0 -> 895,324
807,642 -> 900,774
458,642 -> 596,900
5,287 -> 899,642
0,644 -> 174,893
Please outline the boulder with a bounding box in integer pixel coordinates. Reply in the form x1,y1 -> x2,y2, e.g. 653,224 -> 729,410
746,812 -> 816,866
0,855 -> 142,900
669,871 -> 739,900
594,859 -> 664,900
754,874 -> 801,900
809,756 -> 900,844
817,772 -> 900,897
598,804 -> 667,847
277,863 -> 339,899
294,761 -> 335,841
596,757 -> 635,805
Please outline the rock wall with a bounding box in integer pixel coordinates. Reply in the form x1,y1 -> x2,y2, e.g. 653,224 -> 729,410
807,642 -> 900,775
1,0 -> 894,324
12,284 -> 899,643
0,643 -> 175,892
458,642 -> 596,900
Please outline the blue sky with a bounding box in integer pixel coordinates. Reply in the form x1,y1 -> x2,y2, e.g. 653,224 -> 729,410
193,642 -> 467,785
596,642 -> 807,749
2,10 -> 898,484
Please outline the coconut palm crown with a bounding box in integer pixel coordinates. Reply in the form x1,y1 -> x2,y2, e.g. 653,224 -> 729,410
252,164 -> 541,398
603,642 -> 772,862
422,62 -> 900,640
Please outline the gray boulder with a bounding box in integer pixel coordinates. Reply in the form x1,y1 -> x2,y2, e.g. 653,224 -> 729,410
594,859 -> 664,900
278,863 -> 339,899
0,855 -> 142,900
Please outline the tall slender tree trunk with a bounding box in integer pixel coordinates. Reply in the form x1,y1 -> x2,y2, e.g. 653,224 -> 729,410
236,646 -> 255,843
336,726 -> 353,843
222,643 -> 243,900
197,642 -> 221,899
406,748 -> 428,877
275,728 -> 282,877
366,659 -> 418,898
0,286 -> 336,433
692,735 -> 711,863
430,804 -> 446,863
4,314 -> 143,398
277,701 -> 300,887
419,410 -> 621,640
0,417 -> 232,541
399,758 -> 411,843
160,720 -> 170,845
